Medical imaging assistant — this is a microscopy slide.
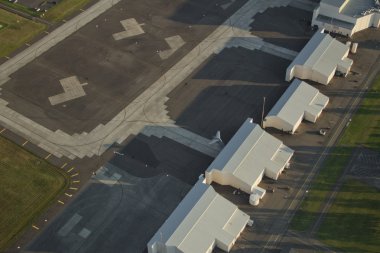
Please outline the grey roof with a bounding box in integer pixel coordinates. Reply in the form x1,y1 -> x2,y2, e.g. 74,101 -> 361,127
321,0 -> 378,17
341,0 -> 377,16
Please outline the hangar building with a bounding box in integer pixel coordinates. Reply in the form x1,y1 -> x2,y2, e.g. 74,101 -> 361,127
263,79 -> 329,134
205,119 -> 294,195
286,29 -> 353,85
147,179 -> 250,253
312,0 -> 380,37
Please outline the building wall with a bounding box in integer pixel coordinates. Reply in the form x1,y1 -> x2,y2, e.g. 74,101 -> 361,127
288,65 -> 332,85
312,4 -> 380,37
263,115 -> 302,134
205,170 -> 263,194
264,167 -> 282,180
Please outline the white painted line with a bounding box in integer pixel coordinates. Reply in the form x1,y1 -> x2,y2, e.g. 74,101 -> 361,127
61,163 -> 67,169
78,228 -> 92,239
67,167 -> 75,173
22,140 -> 28,146
44,153 -> 51,160
94,167 -> 122,186
57,213 -> 82,237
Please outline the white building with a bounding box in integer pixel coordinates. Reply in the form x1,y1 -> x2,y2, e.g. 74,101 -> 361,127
147,179 -> 250,253
205,119 -> 294,196
286,29 -> 353,85
312,0 -> 380,37
263,79 -> 329,134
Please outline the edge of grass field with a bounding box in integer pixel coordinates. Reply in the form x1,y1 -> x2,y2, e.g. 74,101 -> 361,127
43,0 -> 93,22
290,73 -> 380,231
0,136 -> 70,252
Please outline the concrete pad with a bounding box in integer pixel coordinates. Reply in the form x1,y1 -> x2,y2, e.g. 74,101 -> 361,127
57,213 -> 82,237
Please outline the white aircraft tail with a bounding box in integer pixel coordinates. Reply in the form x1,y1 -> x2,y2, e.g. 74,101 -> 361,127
209,130 -> 224,147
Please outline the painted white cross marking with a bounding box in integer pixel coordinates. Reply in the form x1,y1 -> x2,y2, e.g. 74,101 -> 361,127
112,18 -> 145,41
49,76 -> 87,106
158,35 -> 185,60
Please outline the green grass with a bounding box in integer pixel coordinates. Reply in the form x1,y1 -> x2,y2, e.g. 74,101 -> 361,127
43,0 -> 93,22
318,179 -> 380,253
0,9 -> 46,57
291,74 -> 380,232
0,22 -> 7,30
0,0 -> 39,16
0,136 -> 69,251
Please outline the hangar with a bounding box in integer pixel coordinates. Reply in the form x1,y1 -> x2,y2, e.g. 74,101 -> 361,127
205,119 -> 294,195
312,0 -> 380,37
263,79 -> 329,134
286,29 -> 353,85
147,179 -> 250,253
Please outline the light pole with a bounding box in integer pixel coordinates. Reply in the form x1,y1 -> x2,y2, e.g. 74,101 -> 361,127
261,96 -> 266,128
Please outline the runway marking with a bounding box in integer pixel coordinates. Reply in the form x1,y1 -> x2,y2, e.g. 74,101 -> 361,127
49,76 -> 88,106
65,193 -> 73,197
22,140 -> 28,146
44,153 -> 51,160
57,213 -> 82,237
94,167 -> 121,186
58,200 -> 65,204
32,225 -> 39,230
221,0 -> 236,10
61,163 -> 67,169
78,228 -> 92,239
112,18 -> 145,40
67,167 -> 75,173
0,128 -> 5,134
69,187 -> 78,191
72,180 -> 80,183
71,173 -> 79,178
159,35 -> 186,60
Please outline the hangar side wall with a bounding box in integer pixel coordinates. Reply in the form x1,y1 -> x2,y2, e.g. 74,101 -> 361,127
205,170 -> 263,194
263,115 -> 302,134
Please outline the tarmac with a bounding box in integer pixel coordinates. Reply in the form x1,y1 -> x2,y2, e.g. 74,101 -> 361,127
2,0 -> 380,252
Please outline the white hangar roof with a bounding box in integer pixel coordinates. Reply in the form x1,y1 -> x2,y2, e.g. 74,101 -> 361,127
286,30 -> 353,84
147,179 -> 249,253
206,119 -> 294,187
264,79 -> 329,133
